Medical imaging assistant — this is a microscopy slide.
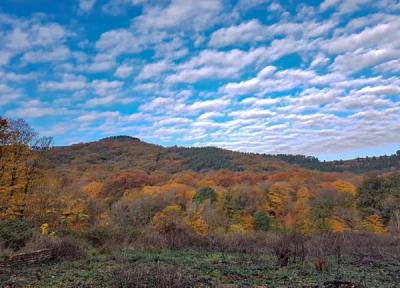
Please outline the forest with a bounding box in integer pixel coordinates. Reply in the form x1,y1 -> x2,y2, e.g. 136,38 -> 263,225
1,117 -> 400,287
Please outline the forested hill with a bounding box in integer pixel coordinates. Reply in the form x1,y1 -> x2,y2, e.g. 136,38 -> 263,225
42,136 -> 287,179
42,136 -> 400,176
43,136 -> 399,176
268,151 -> 400,173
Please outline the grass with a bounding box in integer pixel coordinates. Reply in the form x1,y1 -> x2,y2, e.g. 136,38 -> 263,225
1,248 -> 399,287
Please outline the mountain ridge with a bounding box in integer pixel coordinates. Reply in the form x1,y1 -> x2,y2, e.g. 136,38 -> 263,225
45,135 -> 400,176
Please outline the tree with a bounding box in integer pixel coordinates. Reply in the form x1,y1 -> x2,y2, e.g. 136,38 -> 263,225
151,204 -> 183,234
361,214 -> 386,233
332,180 -> 356,196
310,189 -> 335,230
293,186 -> 313,234
254,211 -> 271,231
192,187 -> 217,206
0,117 -> 52,219
265,182 -> 292,217
357,173 -> 400,224
184,211 -> 209,235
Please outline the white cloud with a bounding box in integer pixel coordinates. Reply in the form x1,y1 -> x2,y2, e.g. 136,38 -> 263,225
320,0 -> 341,11
198,112 -> 224,120
95,29 -> 143,57
0,84 -> 22,105
133,0 -> 223,31
333,49 -> 400,72
209,20 -> 266,47
79,0 -> 96,12
241,97 -> 280,106
5,100 -> 64,118
322,18 -> 400,54
22,46 -> 71,64
102,0 -> 145,15
375,59 -> 400,72
189,99 -> 230,112
166,48 -> 270,84
230,109 -> 275,119
40,74 -> 87,91
137,60 -> 171,80
76,111 -> 120,123
114,64 -> 133,78
357,85 -> 400,95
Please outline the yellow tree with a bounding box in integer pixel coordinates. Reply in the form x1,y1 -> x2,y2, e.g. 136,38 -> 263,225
265,182 -> 292,218
0,118 -> 51,219
184,210 -> 209,235
292,186 -> 313,234
361,214 -> 386,233
81,181 -> 103,198
331,180 -> 357,196
152,204 -> 183,233
61,197 -> 88,231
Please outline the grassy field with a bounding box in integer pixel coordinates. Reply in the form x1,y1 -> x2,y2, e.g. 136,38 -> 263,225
2,248 -> 399,288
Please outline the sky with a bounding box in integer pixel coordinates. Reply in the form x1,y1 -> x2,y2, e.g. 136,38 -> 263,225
0,0 -> 399,160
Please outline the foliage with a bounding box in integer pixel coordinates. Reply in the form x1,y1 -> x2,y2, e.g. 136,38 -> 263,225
268,150 -> 400,173
0,117 -> 51,218
192,186 -> 217,206
0,219 -> 33,250
83,226 -> 115,247
151,204 -> 183,234
2,116 -> 399,258
184,211 -> 209,235
173,146 -> 240,171
361,214 -> 386,233
48,236 -> 85,261
254,211 -> 271,231
357,173 -> 400,224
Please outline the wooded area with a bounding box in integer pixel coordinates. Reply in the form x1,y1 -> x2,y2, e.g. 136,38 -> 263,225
1,117 -> 399,287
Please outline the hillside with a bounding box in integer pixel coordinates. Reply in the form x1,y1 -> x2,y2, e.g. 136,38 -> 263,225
269,152 -> 400,173
43,136 -> 400,179
42,136 -> 289,180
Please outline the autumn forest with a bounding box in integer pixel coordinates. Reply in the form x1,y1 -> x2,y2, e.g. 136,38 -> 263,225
1,117 -> 400,287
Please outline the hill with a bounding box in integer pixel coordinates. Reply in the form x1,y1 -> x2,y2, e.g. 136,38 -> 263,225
42,136 -> 289,180
43,136 -> 400,178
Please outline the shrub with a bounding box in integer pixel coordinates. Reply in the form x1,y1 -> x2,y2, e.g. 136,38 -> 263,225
192,187 -> 217,206
254,211 -> 271,231
83,226 -> 114,247
48,237 -> 85,261
269,232 -> 307,267
0,220 -> 33,251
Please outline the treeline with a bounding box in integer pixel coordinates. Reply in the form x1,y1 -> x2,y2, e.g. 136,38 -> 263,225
266,152 -> 400,173
172,146 -> 242,171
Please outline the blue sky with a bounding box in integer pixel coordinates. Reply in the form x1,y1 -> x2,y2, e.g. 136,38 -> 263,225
0,0 -> 399,160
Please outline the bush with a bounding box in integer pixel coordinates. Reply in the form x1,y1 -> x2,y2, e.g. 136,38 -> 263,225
83,226 -> 114,247
192,187 -> 217,206
254,211 -> 271,231
48,237 -> 85,261
269,233 -> 307,267
0,220 -> 33,251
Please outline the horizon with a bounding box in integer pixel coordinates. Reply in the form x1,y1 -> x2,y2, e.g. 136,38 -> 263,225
1,0 -> 399,161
